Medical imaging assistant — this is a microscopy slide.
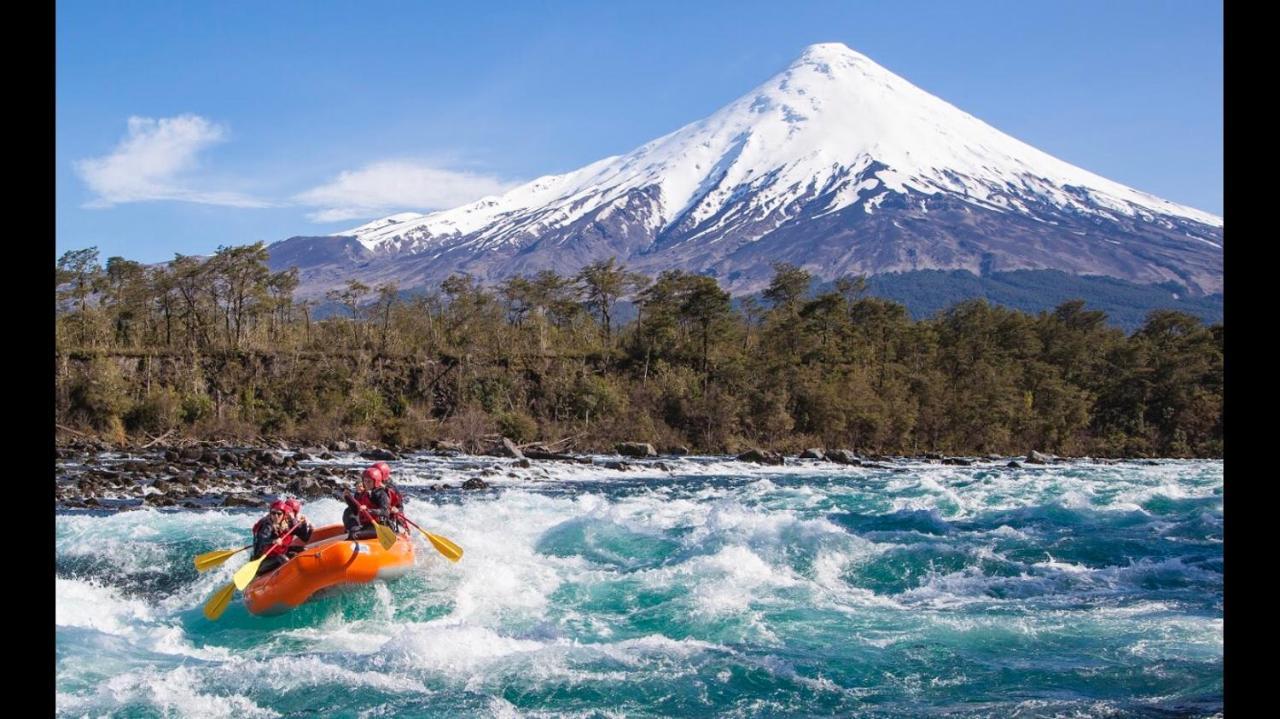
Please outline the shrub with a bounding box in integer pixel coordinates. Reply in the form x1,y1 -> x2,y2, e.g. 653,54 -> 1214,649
496,411 -> 539,443
181,393 -> 214,424
66,357 -> 130,431
125,387 -> 181,434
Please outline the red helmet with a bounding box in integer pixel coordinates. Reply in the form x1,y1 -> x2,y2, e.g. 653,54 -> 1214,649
375,462 -> 391,480
269,499 -> 288,514
286,498 -> 302,515
363,466 -> 384,487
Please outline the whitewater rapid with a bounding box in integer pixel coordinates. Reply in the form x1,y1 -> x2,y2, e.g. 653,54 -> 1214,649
56,455 -> 1223,718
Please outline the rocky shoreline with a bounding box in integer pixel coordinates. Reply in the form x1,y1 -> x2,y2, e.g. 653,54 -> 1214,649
53,436 -> 1157,512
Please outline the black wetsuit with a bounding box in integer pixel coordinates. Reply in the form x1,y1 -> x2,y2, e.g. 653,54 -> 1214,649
342,487 -> 396,538
251,517 -> 312,575
289,517 -> 315,547
251,519 -> 288,574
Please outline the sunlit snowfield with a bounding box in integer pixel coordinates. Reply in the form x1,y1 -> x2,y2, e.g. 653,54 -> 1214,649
56,455 -> 1222,718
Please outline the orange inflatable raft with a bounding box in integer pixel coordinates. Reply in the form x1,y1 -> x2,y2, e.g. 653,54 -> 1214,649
242,523 -> 415,616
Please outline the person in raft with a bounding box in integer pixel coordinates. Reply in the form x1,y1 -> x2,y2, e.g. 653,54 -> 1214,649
342,466 -> 396,540
250,499 -> 310,575
372,462 -> 406,515
283,497 -> 315,548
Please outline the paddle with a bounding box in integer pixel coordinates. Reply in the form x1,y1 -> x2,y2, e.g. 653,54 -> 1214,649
202,520 -> 306,621
193,544 -> 253,573
232,519 -> 305,590
202,581 -> 236,621
394,511 -> 463,562
355,504 -> 398,550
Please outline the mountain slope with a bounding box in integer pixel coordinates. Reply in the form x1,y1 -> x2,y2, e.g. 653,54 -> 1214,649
270,42 -> 1222,301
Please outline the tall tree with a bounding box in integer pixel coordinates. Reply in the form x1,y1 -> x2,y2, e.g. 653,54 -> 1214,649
762,262 -> 812,313
327,279 -> 370,346
209,243 -> 271,349
56,247 -> 102,347
375,283 -> 399,351
575,257 -> 648,349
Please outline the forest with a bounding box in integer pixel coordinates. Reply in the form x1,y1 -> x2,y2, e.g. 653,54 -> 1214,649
54,243 -> 1223,457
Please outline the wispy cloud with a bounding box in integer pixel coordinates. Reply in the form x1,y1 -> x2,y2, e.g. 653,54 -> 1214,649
76,114 -> 272,208
294,160 -> 518,222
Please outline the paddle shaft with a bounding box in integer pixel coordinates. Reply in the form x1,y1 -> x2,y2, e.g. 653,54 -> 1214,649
196,543 -> 253,564
393,511 -> 425,534
256,519 -> 306,560
356,502 -> 391,529
392,510 -> 462,561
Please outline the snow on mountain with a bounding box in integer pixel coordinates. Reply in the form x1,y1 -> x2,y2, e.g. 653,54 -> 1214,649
275,42 -> 1222,298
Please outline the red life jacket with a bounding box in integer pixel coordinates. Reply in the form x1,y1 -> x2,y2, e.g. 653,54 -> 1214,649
252,517 -> 291,556
388,486 -> 403,510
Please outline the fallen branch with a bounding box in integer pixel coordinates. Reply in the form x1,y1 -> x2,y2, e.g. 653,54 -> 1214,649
141,429 -> 175,449
519,433 -> 582,450
56,424 -> 91,438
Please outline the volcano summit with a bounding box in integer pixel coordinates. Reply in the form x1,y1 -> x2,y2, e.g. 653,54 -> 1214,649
270,43 -> 1222,305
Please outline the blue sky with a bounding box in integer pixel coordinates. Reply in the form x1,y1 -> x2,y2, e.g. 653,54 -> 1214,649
56,0 -> 1223,264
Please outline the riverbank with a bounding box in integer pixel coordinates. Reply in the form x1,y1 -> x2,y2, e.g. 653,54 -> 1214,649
54,434 -> 1175,512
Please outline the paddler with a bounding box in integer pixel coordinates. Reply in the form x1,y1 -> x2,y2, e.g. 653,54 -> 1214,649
283,497 -> 315,551
343,467 -> 395,539
251,500 -> 301,576
373,461 -> 406,515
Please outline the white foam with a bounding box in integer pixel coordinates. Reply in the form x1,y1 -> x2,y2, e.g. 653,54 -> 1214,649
56,666 -> 279,719
55,577 -> 230,661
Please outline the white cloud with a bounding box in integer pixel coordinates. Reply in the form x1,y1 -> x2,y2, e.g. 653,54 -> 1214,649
76,114 -> 272,208
294,160 -> 517,222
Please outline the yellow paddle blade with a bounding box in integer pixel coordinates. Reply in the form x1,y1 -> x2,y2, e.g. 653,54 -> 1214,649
194,547 -> 246,573
373,521 -> 397,551
232,556 -> 265,590
202,582 -> 236,621
422,529 -> 463,562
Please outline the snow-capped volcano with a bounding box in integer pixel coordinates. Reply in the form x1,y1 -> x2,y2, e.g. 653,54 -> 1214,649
271,42 -> 1222,298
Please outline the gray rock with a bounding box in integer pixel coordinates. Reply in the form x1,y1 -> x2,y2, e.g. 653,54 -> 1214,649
617,442 -> 657,458
360,448 -> 398,461
1026,450 -> 1054,465
524,449 -> 578,461
487,437 -> 525,460
461,478 -> 489,490
799,448 -> 826,460
255,450 -> 285,467
737,449 -> 785,466
824,449 -> 862,465
665,445 -> 690,456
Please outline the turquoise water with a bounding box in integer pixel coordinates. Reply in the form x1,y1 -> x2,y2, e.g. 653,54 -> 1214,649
56,457 -> 1223,718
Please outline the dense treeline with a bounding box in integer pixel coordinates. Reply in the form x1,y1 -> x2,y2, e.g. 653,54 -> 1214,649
55,244 -> 1223,457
